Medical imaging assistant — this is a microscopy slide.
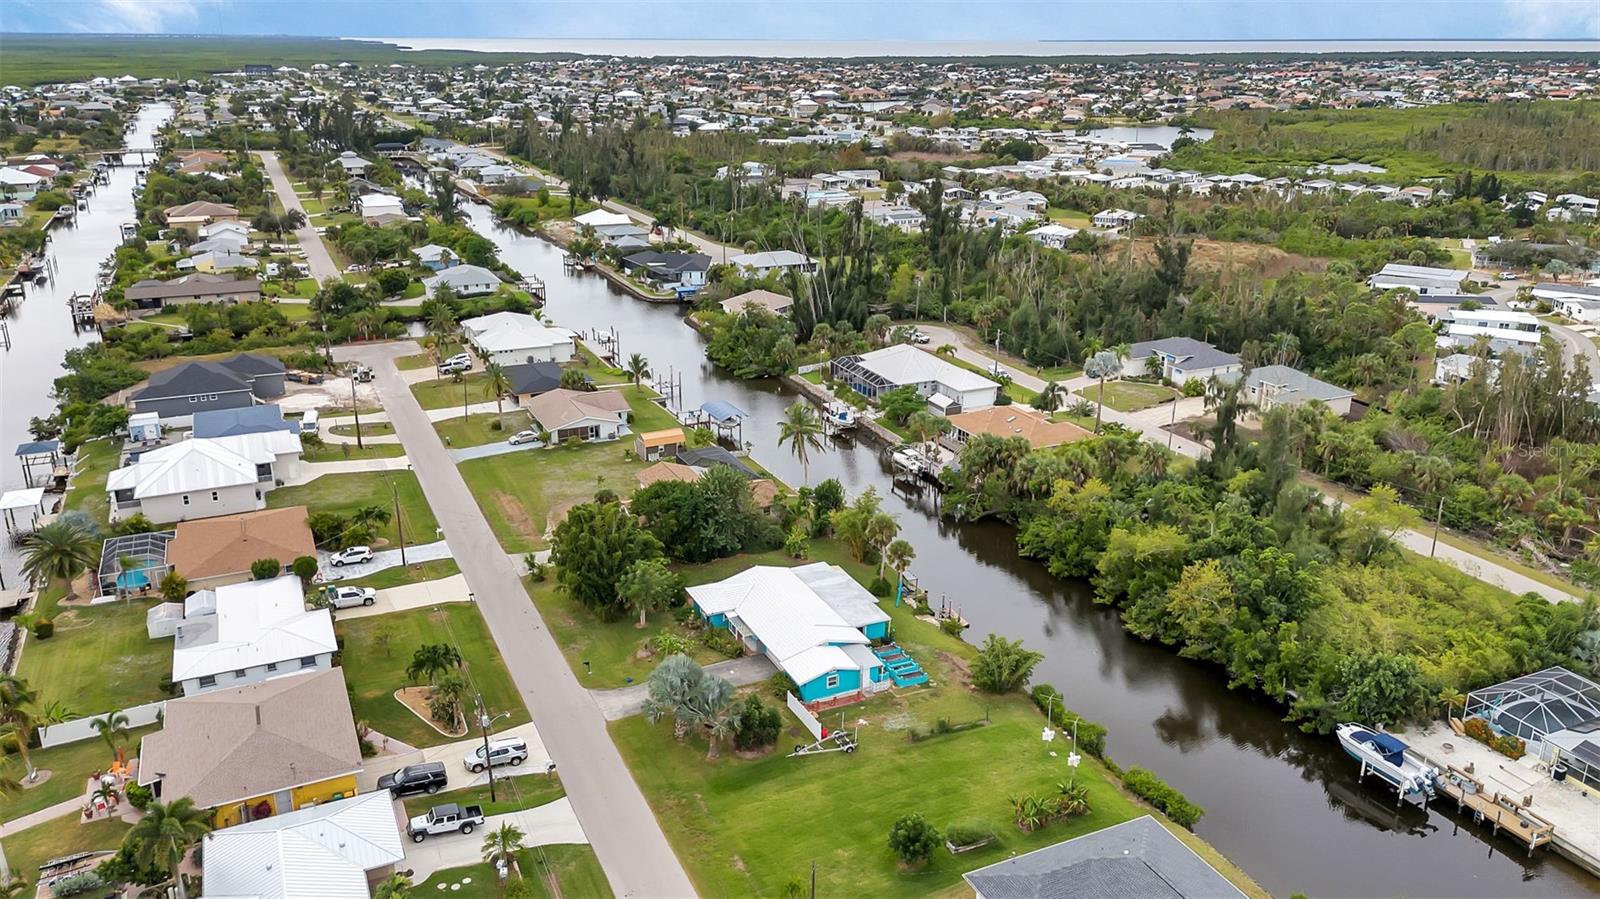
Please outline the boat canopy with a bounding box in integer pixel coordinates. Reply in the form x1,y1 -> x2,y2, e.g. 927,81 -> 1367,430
1355,729 -> 1408,767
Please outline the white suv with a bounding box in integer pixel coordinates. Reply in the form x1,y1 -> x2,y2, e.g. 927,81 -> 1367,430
326,585 -> 378,609
329,546 -> 374,567
463,737 -> 529,773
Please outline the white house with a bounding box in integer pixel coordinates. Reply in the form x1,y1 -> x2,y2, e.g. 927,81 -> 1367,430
356,192 -> 405,220
460,311 -> 577,364
170,575 -> 336,695
423,263 -> 500,298
332,150 -> 371,177
830,344 -> 1000,415
1533,282 -> 1600,322
1092,208 -> 1142,230
573,208 -> 634,229
1368,262 -> 1470,296
0,167 -> 44,201
106,431 -> 302,523
1442,308 -> 1543,347
1025,223 -> 1079,249
729,249 -> 818,278
413,243 -> 460,270
1548,194 -> 1598,221
1216,365 -> 1355,416
1123,337 -> 1243,383
201,792 -> 405,899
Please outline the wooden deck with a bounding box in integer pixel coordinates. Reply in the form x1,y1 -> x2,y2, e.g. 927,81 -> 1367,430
1435,764 -> 1557,855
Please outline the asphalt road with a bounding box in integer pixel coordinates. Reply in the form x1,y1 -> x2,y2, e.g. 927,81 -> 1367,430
257,150 -> 341,283
336,341 -> 698,898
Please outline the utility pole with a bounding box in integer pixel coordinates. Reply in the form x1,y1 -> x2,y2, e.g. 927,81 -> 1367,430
348,370 -> 365,449
1430,494 -> 1445,557
388,473 -> 407,566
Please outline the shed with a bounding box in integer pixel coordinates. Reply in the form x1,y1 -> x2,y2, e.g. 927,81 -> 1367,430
634,428 -> 687,462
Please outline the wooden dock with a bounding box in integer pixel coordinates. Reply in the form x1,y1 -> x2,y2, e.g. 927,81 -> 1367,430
1434,764 -> 1556,855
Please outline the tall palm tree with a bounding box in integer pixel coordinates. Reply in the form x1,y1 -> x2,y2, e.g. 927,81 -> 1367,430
20,519 -> 98,600
482,822 -> 527,877
1083,350 -> 1123,434
777,401 -> 825,486
483,362 -> 511,421
406,643 -> 462,686
884,538 -> 915,596
92,711 -> 132,766
427,305 -> 458,381
624,353 -> 651,388
0,676 -> 68,782
123,797 -> 211,899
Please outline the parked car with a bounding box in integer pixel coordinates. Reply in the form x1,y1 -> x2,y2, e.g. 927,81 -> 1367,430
909,330 -> 932,345
444,353 -> 473,369
407,802 -> 483,843
437,359 -> 470,375
328,545 -> 374,567
463,737 -> 529,773
1500,271 -> 1519,281
508,430 -> 540,446
378,761 -> 448,798
325,585 -> 377,609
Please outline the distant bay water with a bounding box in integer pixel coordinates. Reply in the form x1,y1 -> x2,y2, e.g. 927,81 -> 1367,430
351,37 -> 1600,58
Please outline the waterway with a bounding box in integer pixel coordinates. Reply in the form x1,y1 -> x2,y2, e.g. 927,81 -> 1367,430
458,199 -> 1600,898
0,103 -> 172,586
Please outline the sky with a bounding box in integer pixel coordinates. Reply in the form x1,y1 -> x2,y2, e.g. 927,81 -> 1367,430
4,0 -> 1599,41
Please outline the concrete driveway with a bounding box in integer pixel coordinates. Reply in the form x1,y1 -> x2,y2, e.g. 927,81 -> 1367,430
333,573 -> 471,621
283,455 -> 411,487
452,438 -> 543,463
408,797 -> 588,885
318,539 -> 453,580
359,720 -> 554,794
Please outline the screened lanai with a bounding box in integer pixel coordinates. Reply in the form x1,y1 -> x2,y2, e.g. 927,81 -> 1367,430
1466,667 -> 1600,743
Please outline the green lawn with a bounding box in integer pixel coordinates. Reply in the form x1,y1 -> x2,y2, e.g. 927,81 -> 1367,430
337,558 -> 460,591
63,439 -> 120,529
619,386 -> 679,432
261,278 -> 319,299
459,442 -> 648,552
526,579 -> 724,691
16,597 -> 170,714
267,470 -> 438,548
402,774 -> 565,819
300,197 -> 326,215
435,411 -> 531,448
1074,380 -> 1178,413
0,816 -> 131,886
573,345 -> 630,385
412,372 -> 498,410
420,845 -> 612,899
397,351 -> 450,371
301,441 -> 407,463
329,420 -> 396,437
1047,208 -> 1093,228
336,604 -> 528,748
3,724 -> 159,822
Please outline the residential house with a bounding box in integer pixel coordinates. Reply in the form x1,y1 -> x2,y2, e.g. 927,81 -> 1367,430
124,273 -> 262,310
424,263 -> 500,298
524,388 -> 631,442
1441,308 -> 1543,347
1025,223 -> 1079,249
1216,365 -> 1356,416
572,209 -> 634,229
964,815 -> 1245,899
200,792 -> 404,899
460,311 -> 576,363
833,169 -> 882,189
129,354 -> 286,424
167,506 -> 317,590
867,205 -> 925,233
590,222 -> 651,247
106,430 -> 302,522
1092,208 -> 1142,229
163,200 -> 241,231
332,150 -> 372,178
830,344 -> 1000,415
1367,262 -> 1470,296
719,288 -> 794,317
729,250 -> 817,278
356,192 -> 405,221
192,404 -> 301,439
689,563 -> 892,705
178,249 -> 256,273
138,668 -> 361,827
0,201 -> 25,226
941,406 -> 1091,451
0,167 -> 44,200
1123,337 -> 1243,383
414,243 -> 460,270
676,445 -> 759,479
621,250 -> 712,292
503,361 -> 565,401
634,428 -> 686,462
167,575 -> 337,696
1533,282 -> 1600,322
1548,194 -> 1598,221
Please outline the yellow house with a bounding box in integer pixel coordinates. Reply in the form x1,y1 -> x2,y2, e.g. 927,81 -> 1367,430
138,669 -> 364,828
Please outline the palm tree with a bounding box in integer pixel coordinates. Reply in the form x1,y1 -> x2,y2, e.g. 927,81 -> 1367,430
483,362 -> 510,421
482,822 -> 527,877
92,711 -> 132,766
1082,350 -> 1123,434
123,797 -> 211,899
884,538 -> 915,597
624,353 -> 651,388
1036,380 -> 1065,413
0,676 -> 68,782
20,519 -> 98,600
373,873 -> 413,899
777,401 -> 825,486
427,305 -> 458,381
431,670 -> 471,731
406,643 -> 462,686
906,411 -> 946,450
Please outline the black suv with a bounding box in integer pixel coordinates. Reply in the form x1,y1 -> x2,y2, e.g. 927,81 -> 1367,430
377,761 -> 448,797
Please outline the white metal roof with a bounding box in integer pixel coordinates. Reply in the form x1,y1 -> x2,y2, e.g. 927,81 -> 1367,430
0,487 -> 45,512
791,562 -> 890,630
573,209 -> 633,228
853,344 -> 999,394
201,791 -> 403,899
107,439 -> 258,499
462,311 -> 576,353
730,249 -> 814,269
688,566 -> 873,685
172,576 -> 336,681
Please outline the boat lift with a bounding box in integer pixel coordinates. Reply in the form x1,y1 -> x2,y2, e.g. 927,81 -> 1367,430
786,692 -> 858,757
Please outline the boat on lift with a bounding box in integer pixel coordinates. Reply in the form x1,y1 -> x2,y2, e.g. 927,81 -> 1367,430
1336,723 -> 1438,802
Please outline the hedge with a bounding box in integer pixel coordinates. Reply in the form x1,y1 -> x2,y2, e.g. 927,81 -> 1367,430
1029,684 -> 1108,757
1122,766 -> 1205,829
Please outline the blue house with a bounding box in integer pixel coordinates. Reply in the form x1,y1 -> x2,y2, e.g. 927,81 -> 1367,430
688,563 -> 891,705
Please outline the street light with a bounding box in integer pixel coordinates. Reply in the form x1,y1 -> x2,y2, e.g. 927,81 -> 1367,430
477,698 -> 513,803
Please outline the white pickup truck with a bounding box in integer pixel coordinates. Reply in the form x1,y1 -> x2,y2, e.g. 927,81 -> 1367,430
406,803 -> 484,843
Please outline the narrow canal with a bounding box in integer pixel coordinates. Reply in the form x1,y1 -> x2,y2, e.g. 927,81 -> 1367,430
459,200 -> 1599,898
0,103 -> 173,586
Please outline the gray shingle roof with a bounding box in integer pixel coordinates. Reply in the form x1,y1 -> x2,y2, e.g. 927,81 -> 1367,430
1127,337 -> 1240,371
1219,365 -> 1354,403
964,816 -> 1245,899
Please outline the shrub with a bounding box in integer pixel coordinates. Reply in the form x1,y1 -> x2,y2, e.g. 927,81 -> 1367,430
886,813 -> 941,865
1181,378 -> 1205,397
291,555 -> 319,585
701,627 -> 743,659
32,618 -> 54,639
994,392 -> 1013,406
732,694 -> 782,750
650,632 -> 691,657
524,554 -> 548,582
1122,767 -> 1204,829
250,557 -> 283,580
783,527 -> 810,559
869,576 -> 892,597
971,634 -> 1043,694
1028,684 -> 1108,757
766,671 -> 800,699
50,872 -> 104,897
124,782 -> 153,810
940,618 -> 965,639
943,821 -> 996,849
1463,716 -> 1526,759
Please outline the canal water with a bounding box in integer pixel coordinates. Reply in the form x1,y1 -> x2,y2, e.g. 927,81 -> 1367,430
0,103 -> 174,587
459,200 -> 1599,898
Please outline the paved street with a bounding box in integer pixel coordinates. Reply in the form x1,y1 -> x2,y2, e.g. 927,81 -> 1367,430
257,150 -> 341,282
335,340 -> 697,898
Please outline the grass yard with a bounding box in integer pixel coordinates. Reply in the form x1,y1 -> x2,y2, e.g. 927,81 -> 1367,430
261,278 -> 319,299
402,774 -> 565,819
1074,380 -> 1178,413
420,845 -> 612,899
0,816 -> 132,886
412,371 -> 498,410
63,439 -> 120,529
336,604 -> 528,748
397,350 -> 453,371
301,441 -> 407,463
1047,208 -> 1094,228
329,420 -> 396,437
337,558 -> 460,591
619,386 -> 679,432
573,345 -> 630,385
525,579 -> 725,690
459,442 -> 647,552
267,470 -> 438,548
435,411 -> 531,448
16,596 -> 170,713
2,724 -> 160,822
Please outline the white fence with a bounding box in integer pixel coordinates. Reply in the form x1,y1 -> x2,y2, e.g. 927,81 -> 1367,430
786,691 -> 823,742
796,361 -> 831,375
39,700 -> 167,749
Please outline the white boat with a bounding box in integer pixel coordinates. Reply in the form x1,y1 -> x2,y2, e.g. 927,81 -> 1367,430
822,402 -> 856,429
1336,723 -> 1438,800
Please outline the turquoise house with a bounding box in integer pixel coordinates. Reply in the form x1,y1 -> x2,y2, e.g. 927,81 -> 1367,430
688,563 -> 892,705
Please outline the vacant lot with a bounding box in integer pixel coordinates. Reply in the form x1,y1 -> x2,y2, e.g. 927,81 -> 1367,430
412,371 -> 498,410
1074,379 -> 1178,413
268,470 -> 437,548
435,410 -> 531,448
459,442 -> 647,552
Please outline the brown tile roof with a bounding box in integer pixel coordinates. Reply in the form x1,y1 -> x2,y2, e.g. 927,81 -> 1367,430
163,200 -> 239,219
526,388 -> 630,432
139,669 -> 360,809
167,506 -> 317,581
635,461 -> 700,488
946,406 -> 1092,449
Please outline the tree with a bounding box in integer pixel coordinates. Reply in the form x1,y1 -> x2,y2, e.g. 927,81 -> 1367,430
1036,380 -> 1065,413
777,401 -> 825,486
617,557 -> 683,628
624,352 -> 651,388
160,570 -> 189,603
830,488 -> 897,564
405,643 -> 462,686
731,694 -> 782,750
551,500 -> 664,617
249,557 -> 282,580
122,797 -> 211,899
0,675 -> 67,782
291,555 -> 319,586
878,385 -> 925,425
906,411 -> 946,448
886,813 -> 941,866
20,519 -> 98,600
884,538 -> 915,596
1083,351 -> 1123,434
484,361 -> 511,419
432,172 -> 459,225
559,367 -> 594,391
92,711 -> 132,766
640,654 -> 739,757
373,873 -> 414,899
971,635 -> 1043,694
482,822 -> 527,877
430,670 -> 471,731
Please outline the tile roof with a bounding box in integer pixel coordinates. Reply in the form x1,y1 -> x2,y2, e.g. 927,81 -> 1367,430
167,506 -> 316,581
946,406 -> 1091,448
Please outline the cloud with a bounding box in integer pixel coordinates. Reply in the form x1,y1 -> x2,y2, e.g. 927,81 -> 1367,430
68,0 -> 202,33
1501,0 -> 1600,38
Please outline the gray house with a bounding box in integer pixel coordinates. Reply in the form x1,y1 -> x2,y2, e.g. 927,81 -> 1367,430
1123,337 -> 1243,384
129,355 -> 286,425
